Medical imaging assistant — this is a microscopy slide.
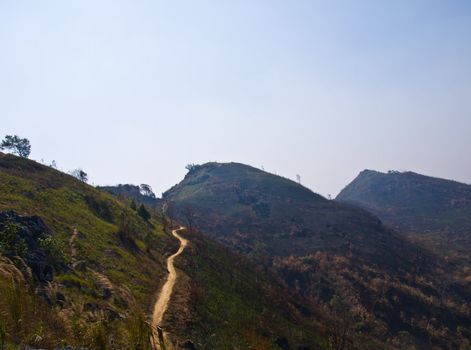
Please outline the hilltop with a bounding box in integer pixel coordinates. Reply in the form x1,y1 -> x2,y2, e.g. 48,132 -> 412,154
164,162 -> 471,349
336,170 -> 471,266
336,169 -> 471,233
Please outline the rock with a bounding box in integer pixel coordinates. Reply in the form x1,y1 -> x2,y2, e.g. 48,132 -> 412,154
0,210 -> 60,283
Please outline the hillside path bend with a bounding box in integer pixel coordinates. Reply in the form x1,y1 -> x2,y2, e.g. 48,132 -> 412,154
151,227 -> 188,343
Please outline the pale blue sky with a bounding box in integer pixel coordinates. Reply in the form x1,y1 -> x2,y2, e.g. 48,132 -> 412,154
1,0 -> 470,197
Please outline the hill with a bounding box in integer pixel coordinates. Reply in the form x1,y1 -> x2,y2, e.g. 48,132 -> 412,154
0,153 -> 326,349
164,162 -> 471,349
99,184 -> 162,208
336,170 -> 471,233
336,170 -> 471,266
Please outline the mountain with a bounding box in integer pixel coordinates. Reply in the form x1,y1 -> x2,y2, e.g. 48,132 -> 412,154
0,153 -> 325,349
164,162 -> 471,349
336,170 -> 471,265
336,170 -> 471,234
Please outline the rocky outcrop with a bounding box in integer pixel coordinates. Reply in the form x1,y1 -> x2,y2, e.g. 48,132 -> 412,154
0,210 -> 62,282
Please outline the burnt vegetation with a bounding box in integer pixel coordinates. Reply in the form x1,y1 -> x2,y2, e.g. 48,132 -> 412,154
164,162 -> 471,349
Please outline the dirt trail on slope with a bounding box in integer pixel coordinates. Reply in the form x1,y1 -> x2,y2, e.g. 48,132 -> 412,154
151,227 -> 188,343
69,227 -> 79,260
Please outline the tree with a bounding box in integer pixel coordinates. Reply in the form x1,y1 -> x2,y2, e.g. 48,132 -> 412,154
130,199 -> 137,211
296,174 -> 301,184
70,169 -> 88,183
137,204 -> 151,221
139,184 -> 155,198
0,135 -> 31,158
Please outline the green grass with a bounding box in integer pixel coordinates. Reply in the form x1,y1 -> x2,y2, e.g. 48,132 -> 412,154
0,153 -> 170,347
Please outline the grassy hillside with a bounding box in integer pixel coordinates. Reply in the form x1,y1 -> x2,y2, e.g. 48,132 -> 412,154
0,153 -> 329,349
0,152 -> 173,348
164,162 -> 471,349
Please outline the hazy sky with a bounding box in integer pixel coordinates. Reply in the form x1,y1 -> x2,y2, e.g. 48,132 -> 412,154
1,0 -> 470,197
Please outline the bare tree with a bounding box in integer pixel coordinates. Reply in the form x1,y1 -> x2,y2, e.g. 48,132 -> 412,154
296,174 -> 301,184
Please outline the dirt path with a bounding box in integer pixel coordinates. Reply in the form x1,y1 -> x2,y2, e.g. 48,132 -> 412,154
151,227 -> 188,343
69,227 -> 79,260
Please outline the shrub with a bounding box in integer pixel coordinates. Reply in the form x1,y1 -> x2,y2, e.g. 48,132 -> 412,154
0,222 -> 27,258
38,234 -> 66,265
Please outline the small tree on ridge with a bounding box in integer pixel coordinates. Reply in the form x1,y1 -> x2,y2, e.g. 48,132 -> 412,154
0,135 -> 31,158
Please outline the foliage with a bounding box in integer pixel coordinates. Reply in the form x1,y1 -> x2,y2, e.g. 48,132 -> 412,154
0,222 -> 27,257
0,135 -> 31,158
38,234 -> 66,264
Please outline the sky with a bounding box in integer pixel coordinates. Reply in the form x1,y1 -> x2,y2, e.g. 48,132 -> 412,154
1,0 -> 470,198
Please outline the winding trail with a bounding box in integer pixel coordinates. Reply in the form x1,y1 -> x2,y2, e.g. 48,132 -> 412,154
151,227 -> 188,344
